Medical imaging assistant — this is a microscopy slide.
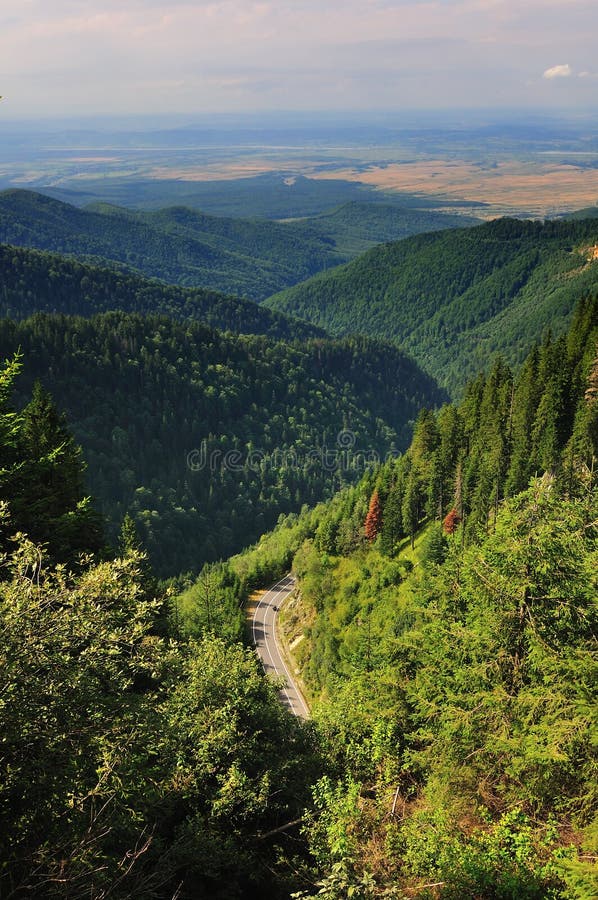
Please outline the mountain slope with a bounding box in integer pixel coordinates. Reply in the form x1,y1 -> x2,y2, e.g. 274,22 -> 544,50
0,312 -> 446,575
0,243 -> 326,341
0,190 -> 477,303
293,200 -> 480,257
258,295 -> 598,897
0,189 -> 345,300
265,217 -> 598,394
42,172 -> 484,219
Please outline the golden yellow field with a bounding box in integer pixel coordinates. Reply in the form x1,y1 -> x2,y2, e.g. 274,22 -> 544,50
311,159 -> 598,217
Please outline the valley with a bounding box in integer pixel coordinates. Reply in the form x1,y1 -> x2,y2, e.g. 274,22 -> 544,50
1,110 -> 597,900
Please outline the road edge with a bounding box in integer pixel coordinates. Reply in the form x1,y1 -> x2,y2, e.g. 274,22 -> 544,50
274,580 -> 312,719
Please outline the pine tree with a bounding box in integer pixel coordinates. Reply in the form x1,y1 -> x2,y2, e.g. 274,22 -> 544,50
505,346 -> 542,495
11,380 -> 104,562
531,347 -> 569,473
364,489 -> 383,542
402,471 -> 420,550
422,522 -> 448,566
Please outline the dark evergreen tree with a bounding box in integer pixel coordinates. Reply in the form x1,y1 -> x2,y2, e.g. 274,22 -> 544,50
422,522 -> 448,566
379,479 -> 404,556
1,374 -> 104,564
402,469 -> 420,550
505,345 -> 542,494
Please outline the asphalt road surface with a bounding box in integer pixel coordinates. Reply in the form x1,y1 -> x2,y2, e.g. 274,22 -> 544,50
251,574 -> 310,719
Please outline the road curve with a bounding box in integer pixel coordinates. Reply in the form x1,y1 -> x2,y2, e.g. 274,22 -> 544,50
251,575 -> 310,719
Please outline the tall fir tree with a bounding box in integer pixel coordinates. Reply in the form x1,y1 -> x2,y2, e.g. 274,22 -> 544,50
379,480 -> 404,556
10,380 -> 104,562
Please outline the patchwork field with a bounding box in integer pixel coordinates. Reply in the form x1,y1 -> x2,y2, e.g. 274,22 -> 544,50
312,159 -> 598,217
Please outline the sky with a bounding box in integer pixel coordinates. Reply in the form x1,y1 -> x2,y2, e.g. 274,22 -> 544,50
0,0 -> 597,118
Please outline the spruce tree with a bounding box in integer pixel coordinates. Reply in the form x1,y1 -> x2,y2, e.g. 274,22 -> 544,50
379,480 -> 404,556
422,522 -> 447,566
505,345 -> 542,495
402,470 -> 420,550
11,381 -> 104,562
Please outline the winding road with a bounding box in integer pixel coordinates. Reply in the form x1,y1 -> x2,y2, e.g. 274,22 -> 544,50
251,575 -> 310,719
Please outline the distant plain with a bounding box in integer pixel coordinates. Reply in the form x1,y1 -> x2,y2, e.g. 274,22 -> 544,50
1,112 -> 597,220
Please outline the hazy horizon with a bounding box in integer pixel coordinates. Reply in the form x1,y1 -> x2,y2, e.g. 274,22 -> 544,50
1,1 -> 597,119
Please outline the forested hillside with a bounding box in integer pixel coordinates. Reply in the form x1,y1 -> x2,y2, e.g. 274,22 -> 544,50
277,201 -> 479,258
0,313 -> 445,575
0,242 -> 326,341
0,189 -> 344,300
267,295 -> 598,898
42,172 -> 483,220
266,217 -> 598,394
0,189 -> 476,301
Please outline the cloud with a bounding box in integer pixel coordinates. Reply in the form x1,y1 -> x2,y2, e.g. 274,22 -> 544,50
543,63 -> 572,79
1,1 -> 597,115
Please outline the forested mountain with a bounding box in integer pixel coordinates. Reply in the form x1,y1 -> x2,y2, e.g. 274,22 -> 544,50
250,294 -> 597,898
0,189 -> 476,301
0,312 -> 445,575
566,205 -> 598,220
0,243 -> 326,341
0,188 -> 344,300
266,217 -> 598,394
293,200 -> 480,257
1,268 -> 596,898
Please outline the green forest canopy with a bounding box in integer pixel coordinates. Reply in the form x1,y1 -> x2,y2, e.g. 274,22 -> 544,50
266,216 -> 598,394
0,312 -> 445,575
0,189 -> 477,301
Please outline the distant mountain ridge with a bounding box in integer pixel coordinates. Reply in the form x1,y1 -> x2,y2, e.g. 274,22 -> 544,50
0,188 -> 478,300
0,188 -> 343,300
265,215 -> 598,394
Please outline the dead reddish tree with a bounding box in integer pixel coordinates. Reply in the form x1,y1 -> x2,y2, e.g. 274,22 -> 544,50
365,489 -> 383,542
442,507 -> 461,535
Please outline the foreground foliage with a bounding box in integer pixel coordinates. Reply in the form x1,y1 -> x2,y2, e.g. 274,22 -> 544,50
0,531 -> 319,898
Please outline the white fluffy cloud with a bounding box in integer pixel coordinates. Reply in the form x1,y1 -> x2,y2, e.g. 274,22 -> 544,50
543,63 -> 572,78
